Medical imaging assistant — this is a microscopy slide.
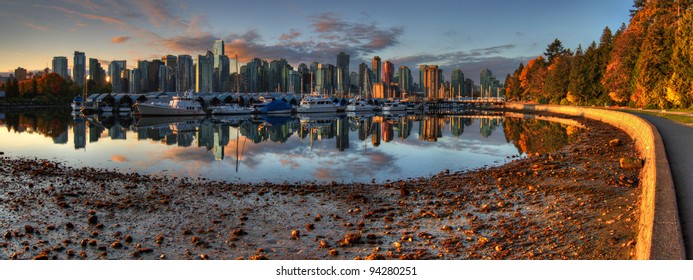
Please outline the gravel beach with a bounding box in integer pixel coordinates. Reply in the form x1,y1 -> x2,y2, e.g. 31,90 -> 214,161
0,115 -> 641,260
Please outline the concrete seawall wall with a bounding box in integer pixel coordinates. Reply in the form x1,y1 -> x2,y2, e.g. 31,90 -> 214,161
505,103 -> 685,260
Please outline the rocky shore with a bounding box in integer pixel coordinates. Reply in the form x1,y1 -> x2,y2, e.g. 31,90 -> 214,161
0,115 -> 641,260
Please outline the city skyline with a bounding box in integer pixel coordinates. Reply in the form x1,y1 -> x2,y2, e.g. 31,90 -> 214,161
1,0 -> 632,82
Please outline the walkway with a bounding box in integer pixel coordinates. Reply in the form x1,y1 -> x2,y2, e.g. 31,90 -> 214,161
634,113 -> 693,259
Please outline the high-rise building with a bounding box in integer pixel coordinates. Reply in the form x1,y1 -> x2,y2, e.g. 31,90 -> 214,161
73,51 -> 86,86
129,68 -> 141,94
147,60 -> 162,92
382,61 -> 394,98
52,56 -> 69,80
418,64 -> 427,93
423,65 -> 441,100
315,63 -> 335,94
398,66 -> 412,96
14,67 -> 27,81
336,52 -> 350,94
137,60 -> 149,92
217,55 -> 230,92
89,58 -> 105,87
358,63 -> 370,96
451,68 -> 465,97
213,39 -> 225,69
196,51 -> 214,93
371,56 -> 381,85
177,55 -> 194,92
109,60 -> 126,93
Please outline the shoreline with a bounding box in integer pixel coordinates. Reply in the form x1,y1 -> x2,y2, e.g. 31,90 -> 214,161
0,115 -> 642,260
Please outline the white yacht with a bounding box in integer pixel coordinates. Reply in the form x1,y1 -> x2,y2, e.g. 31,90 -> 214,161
297,94 -> 337,113
135,90 -> 205,116
345,98 -> 378,112
382,100 -> 407,112
210,103 -> 253,115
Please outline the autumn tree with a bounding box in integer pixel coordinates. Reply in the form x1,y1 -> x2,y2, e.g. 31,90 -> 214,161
543,55 -> 572,103
520,57 -> 547,101
504,63 -> 524,100
665,7 -> 693,108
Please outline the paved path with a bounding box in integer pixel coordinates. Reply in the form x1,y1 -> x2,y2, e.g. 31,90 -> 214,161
635,113 -> 693,259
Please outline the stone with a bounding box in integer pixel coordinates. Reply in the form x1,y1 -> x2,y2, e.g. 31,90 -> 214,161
620,157 -> 642,169
609,139 -> 621,147
87,215 -> 98,225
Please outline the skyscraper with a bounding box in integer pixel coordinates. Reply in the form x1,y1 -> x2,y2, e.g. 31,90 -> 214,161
147,60 -> 162,92
108,60 -> 126,93
371,56 -> 381,85
358,63 -> 370,96
52,56 -> 69,80
382,61 -> 394,98
451,68 -> 465,97
423,65 -> 441,100
213,39 -> 225,68
177,55 -> 194,92
161,55 -> 177,92
137,60 -> 149,92
336,52 -> 350,94
73,51 -> 86,86
196,51 -> 214,93
418,64 -> 427,93
218,55 -> 230,92
398,66 -> 412,96
129,68 -> 141,94
89,58 -> 105,87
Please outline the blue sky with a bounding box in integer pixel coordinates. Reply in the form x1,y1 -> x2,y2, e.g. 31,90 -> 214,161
0,0 -> 633,82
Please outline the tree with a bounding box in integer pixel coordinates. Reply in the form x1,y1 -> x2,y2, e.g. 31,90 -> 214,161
543,39 -> 570,63
666,7 -> 693,108
604,23 -> 641,105
520,57 -> 548,101
505,63 -> 524,100
544,55 -> 572,103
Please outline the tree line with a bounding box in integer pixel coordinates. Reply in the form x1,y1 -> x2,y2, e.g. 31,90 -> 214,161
505,0 -> 693,109
2,72 -> 112,104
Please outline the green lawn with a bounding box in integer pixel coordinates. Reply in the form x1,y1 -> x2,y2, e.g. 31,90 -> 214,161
622,109 -> 693,124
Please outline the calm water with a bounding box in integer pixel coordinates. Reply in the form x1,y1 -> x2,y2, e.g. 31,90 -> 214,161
0,108 -> 580,183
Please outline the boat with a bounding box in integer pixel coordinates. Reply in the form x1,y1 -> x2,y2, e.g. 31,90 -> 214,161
135,90 -> 205,116
297,94 -> 337,113
210,103 -> 253,115
71,97 -> 83,111
405,102 -> 423,112
382,100 -> 407,112
333,99 -> 348,112
251,96 -> 292,115
345,98 -> 378,112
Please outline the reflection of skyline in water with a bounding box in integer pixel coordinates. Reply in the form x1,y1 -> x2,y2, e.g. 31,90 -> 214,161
0,109 -> 578,183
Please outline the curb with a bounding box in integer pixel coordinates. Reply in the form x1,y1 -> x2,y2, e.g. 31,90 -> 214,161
505,103 -> 685,260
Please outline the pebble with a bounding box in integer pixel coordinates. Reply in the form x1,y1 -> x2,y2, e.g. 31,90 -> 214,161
291,230 -> 300,240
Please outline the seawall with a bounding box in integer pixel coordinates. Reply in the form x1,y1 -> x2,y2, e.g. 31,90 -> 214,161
505,103 -> 685,260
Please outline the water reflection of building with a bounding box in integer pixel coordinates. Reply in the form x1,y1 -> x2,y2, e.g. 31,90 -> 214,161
53,129 -> 68,144
109,124 -> 127,140
335,117 -> 349,151
371,121 -> 381,147
73,120 -> 86,149
89,122 -> 105,143
419,116 -> 443,142
479,118 -> 501,138
358,117 -> 372,141
450,116 -> 465,137
213,124 -> 230,161
382,120 -> 394,142
398,117 -> 413,140
198,121 -> 214,150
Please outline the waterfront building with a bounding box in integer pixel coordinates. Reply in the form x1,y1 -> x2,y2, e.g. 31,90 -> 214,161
382,61 -> 394,98
109,60 -> 126,93
371,56 -> 381,85
479,68 -> 500,98
162,55 -> 177,92
213,39 -> 225,69
147,60 -> 162,92
196,51 -> 214,93
422,65 -> 441,100
358,63 -> 370,96
315,63 -> 335,94
451,68 -> 465,98
177,55 -> 194,92
137,60 -> 149,92
14,67 -> 27,81
129,68 -> 141,94
217,55 -> 230,92
336,52 -> 350,95
52,56 -> 69,80
350,71 -> 359,93
89,58 -> 105,87
418,65 -> 427,93
73,51 -> 86,86
398,66 -> 412,96
373,82 -> 384,99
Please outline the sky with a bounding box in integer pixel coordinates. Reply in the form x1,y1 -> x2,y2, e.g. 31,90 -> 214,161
0,0 -> 634,83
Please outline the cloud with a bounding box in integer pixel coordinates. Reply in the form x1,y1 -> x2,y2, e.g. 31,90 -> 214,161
39,4 -> 127,26
134,0 -> 186,29
25,22 -> 48,31
279,29 -> 301,41
111,154 -> 128,162
111,36 -> 130,43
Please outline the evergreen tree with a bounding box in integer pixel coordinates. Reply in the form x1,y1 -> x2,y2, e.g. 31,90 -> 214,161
543,39 -> 570,63
666,7 -> 693,108
505,63 -> 524,100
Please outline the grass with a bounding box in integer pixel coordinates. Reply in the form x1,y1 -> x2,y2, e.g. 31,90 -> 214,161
622,109 -> 693,124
